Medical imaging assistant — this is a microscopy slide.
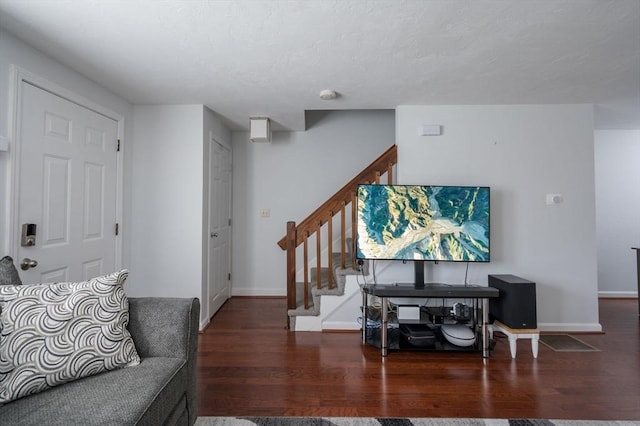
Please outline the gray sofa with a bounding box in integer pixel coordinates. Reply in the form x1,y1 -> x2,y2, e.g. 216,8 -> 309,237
0,297 -> 200,426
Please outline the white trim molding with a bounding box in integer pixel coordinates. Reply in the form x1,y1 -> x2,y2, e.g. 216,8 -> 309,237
598,291 -> 638,298
537,322 -> 603,333
232,288 -> 286,297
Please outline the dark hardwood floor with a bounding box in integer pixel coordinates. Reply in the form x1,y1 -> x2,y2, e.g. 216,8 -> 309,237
197,297 -> 640,420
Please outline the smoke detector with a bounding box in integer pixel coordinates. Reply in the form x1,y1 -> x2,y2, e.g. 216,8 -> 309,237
319,89 -> 338,100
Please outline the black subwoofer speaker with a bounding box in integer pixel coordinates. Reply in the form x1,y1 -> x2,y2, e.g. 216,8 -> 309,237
488,274 -> 537,329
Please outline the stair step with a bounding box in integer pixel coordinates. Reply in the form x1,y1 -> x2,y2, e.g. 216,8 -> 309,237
289,255 -> 368,313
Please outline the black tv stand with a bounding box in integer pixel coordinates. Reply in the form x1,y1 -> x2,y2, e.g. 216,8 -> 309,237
361,283 -> 499,358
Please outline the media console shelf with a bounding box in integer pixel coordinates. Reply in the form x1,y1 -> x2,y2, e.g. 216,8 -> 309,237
361,283 -> 499,358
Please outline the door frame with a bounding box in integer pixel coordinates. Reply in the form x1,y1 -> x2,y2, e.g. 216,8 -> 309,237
205,133 -> 233,322
7,66 -> 125,269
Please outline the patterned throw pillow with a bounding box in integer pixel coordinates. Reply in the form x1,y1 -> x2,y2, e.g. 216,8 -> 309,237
0,256 -> 22,286
0,270 -> 140,403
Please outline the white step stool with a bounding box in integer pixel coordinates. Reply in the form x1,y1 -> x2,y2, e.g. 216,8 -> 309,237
489,320 -> 539,359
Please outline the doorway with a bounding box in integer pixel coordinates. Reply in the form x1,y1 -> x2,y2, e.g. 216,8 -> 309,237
11,72 -> 122,284
207,137 -> 232,318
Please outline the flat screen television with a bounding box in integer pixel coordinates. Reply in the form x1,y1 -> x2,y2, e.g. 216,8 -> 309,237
356,184 -> 490,285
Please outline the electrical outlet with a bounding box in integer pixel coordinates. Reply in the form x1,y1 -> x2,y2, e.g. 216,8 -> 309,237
260,209 -> 270,218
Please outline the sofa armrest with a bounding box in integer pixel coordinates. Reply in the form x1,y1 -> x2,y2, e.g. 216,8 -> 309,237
128,297 -> 200,425
128,297 -> 199,359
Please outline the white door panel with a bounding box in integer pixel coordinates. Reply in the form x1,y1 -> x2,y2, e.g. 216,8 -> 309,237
16,82 -> 118,284
208,140 -> 232,317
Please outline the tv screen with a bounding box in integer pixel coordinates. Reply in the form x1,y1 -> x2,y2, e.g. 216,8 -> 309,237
356,184 -> 490,262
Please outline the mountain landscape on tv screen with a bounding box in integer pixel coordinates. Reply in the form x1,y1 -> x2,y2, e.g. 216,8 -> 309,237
357,185 -> 490,262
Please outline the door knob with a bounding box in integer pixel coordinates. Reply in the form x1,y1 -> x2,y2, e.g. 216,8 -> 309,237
211,232 -> 218,238
20,258 -> 38,270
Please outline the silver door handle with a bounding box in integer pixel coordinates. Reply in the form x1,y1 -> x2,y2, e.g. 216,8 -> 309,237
20,258 -> 38,270
211,232 -> 218,238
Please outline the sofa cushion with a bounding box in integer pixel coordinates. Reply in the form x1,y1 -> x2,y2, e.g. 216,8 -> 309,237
0,357 -> 187,426
0,270 -> 140,403
0,256 -> 21,286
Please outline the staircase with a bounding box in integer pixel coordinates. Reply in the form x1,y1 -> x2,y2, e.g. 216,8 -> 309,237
277,145 -> 397,330
286,240 -> 369,330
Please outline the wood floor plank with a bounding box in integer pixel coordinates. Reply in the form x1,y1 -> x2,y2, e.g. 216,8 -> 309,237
196,297 -> 640,420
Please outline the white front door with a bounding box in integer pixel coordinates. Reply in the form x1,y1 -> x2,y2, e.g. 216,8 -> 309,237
208,139 -> 232,318
15,81 -> 119,284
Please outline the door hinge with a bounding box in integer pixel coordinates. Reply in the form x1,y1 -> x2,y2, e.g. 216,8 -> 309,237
115,223 -> 119,236
228,218 -> 232,226
116,139 -> 121,152
228,273 -> 231,281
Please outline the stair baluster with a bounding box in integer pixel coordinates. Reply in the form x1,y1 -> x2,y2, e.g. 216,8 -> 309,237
303,232 -> 309,309
327,213 -> 333,289
286,221 -> 297,321
340,204 -> 346,269
315,224 -> 321,290
351,190 -> 357,270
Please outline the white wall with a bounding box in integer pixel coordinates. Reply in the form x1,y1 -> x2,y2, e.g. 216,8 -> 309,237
130,105 -> 204,301
0,28 -> 135,269
131,105 -> 232,326
594,130 -> 640,297
394,105 -> 600,331
231,110 -> 395,296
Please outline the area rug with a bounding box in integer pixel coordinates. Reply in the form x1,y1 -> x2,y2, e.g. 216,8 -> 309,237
194,417 -> 640,425
539,334 -> 599,352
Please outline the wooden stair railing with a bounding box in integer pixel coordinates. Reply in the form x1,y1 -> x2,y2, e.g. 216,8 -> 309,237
277,145 -> 397,329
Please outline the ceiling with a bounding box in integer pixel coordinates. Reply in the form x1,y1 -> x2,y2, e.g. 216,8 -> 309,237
0,0 -> 638,131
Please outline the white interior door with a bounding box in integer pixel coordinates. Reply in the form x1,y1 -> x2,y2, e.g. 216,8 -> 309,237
208,140 -> 232,318
15,81 -> 119,284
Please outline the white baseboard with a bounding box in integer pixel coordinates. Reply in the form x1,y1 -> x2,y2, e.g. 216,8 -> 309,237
231,288 -> 285,297
537,322 -> 603,333
322,321 -> 360,331
199,318 -> 210,331
598,291 -> 637,298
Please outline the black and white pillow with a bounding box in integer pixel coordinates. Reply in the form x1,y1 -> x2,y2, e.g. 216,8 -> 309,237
0,270 -> 140,403
0,256 -> 21,286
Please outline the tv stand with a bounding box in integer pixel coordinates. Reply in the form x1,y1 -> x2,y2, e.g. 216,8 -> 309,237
361,283 -> 499,358
413,260 -> 425,288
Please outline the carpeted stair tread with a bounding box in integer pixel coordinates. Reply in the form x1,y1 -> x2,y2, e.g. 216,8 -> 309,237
288,237 -> 370,320
288,253 -> 368,316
